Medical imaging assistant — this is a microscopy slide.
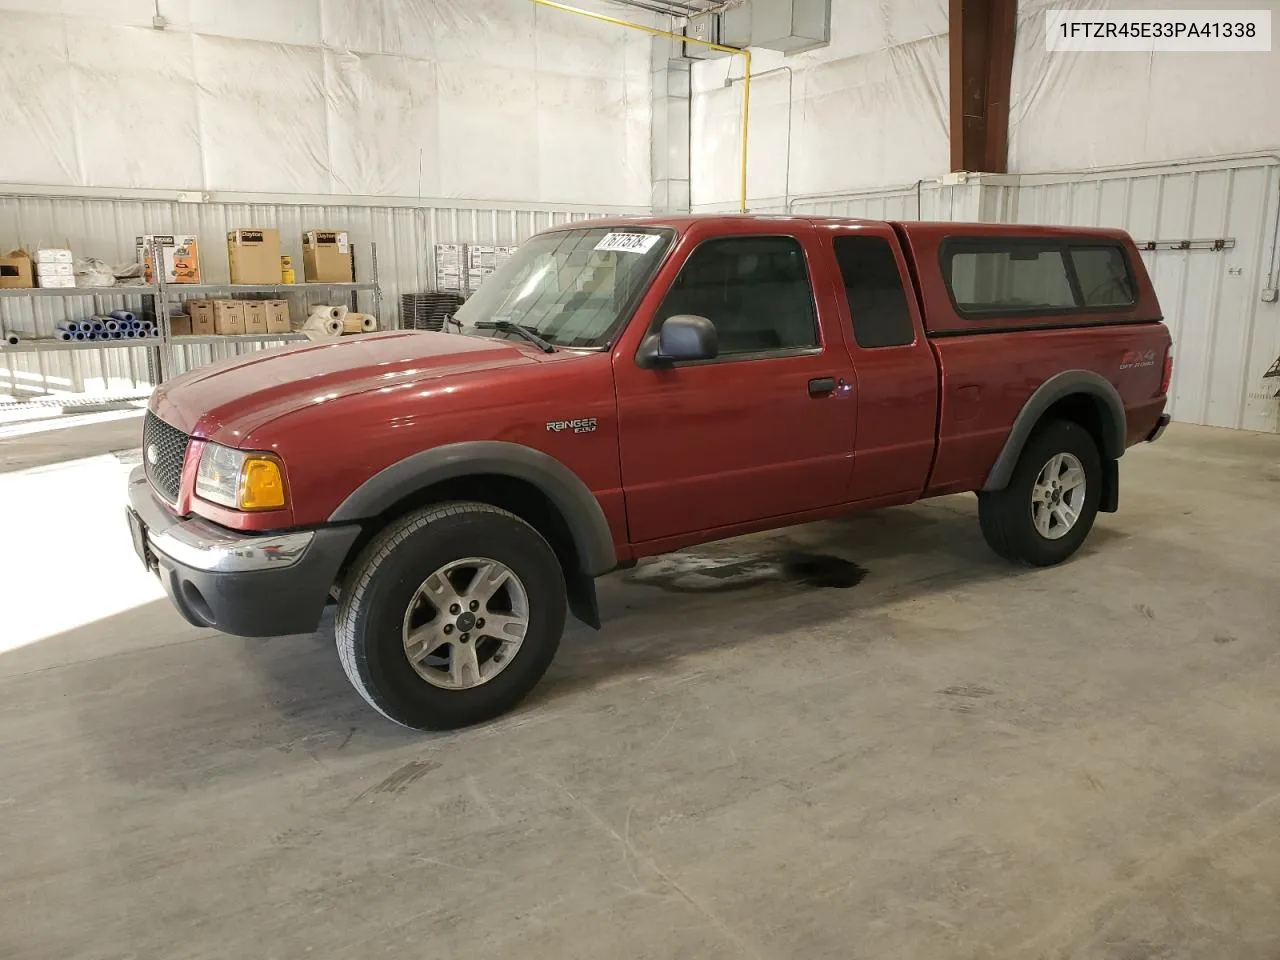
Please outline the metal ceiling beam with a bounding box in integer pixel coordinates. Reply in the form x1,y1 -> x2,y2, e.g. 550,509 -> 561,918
949,0 -> 1016,173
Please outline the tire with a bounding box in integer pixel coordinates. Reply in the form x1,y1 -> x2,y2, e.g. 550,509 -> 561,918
335,502 -> 567,731
978,418 -> 1103,567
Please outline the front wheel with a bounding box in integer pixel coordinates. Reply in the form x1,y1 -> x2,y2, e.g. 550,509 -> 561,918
335,502 -> 567,730
978,418 -> 1103,567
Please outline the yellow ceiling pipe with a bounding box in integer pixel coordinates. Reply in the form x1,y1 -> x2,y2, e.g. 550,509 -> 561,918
531,0 -> 752,214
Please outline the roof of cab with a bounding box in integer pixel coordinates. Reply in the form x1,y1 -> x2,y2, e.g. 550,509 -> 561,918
539,213 -> 1132,242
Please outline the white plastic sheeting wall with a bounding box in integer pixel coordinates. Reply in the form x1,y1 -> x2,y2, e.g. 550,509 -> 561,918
0,0 -> 652,208
688,0 -> 949,210
0,194 -> 639,400
1010,0 -> 1279,173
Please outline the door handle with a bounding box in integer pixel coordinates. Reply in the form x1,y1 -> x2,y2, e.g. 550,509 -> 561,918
808,377 -> 837,397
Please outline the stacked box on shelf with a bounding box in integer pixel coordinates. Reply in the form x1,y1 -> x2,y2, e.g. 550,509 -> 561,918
435,243 -> 518,298
213,301 -> 245,335
265,300 -> 291,333
0,250 -> 33,288
137,236 -> 201,285
244,302 -> 268,335
228,229 -> 282,284
466,244 -> 516,294
177,300 -> 216,336
173,298 -> 291,337
303,231 -> 353,283
35,249 -> 74,288
434,244 -> 464,294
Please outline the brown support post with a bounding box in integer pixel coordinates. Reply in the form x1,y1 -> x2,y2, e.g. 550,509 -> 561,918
950,0 -> 1017,173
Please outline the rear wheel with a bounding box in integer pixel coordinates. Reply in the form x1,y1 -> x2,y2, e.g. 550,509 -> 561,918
978,419 -> 1102,566
335,502 -> 567,730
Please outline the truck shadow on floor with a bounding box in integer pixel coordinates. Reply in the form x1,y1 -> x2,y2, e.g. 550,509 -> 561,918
15,501 -> 1128,789
524,501 -> 1127,708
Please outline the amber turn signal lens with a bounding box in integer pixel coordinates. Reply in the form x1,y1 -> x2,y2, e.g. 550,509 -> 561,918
239,457 -> 287,511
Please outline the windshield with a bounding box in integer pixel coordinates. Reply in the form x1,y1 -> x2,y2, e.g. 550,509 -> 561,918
453,226 -> 675,349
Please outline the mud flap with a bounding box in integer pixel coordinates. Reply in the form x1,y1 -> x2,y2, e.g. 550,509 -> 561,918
1100,458 -> 1119,513
566,568 -> 601,629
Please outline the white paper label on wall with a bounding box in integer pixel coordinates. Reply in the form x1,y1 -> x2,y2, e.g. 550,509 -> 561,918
594,232 -> 660,254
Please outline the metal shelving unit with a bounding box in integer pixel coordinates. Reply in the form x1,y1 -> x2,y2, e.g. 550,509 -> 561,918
154,243 -> 383,381
2,243 -> 382,392
170,282 -> 376,295
1,284 -> 164,386
1,337 -> 159,351
0,285 -> 158,299
171,333 -> 311,344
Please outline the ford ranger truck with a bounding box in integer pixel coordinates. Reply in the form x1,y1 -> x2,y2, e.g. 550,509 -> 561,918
126,217 -> 1173,731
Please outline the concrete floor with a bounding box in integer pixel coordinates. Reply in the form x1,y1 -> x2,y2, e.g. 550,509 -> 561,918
1,420 -> 1278,960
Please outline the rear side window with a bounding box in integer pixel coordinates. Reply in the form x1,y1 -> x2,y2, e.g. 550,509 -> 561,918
1072,246 -> 1135,307
833,236 -> 915,348
942,240 -> 1136,316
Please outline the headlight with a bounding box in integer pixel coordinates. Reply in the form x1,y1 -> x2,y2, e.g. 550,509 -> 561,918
195,443 -> 288,511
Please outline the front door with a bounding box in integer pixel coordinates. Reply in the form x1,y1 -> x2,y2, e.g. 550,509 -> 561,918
614,228 -> 856,545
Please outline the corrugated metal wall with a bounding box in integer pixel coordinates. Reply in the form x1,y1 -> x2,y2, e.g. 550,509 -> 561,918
0,195 -> 639,401
1012,157 -> 1280,433
788,180 -> 1013,222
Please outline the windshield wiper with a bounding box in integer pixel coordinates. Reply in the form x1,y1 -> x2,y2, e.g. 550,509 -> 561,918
442,314 -> 463,332
473,319 -> 556,353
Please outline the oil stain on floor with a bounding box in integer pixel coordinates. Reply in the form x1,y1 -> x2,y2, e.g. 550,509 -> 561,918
624,551 -> 867,594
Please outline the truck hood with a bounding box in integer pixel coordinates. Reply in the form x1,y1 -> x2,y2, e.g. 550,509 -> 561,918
151,331 -> 536,441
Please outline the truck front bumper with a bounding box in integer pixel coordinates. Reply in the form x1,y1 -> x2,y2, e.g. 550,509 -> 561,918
126,466 -> 360,637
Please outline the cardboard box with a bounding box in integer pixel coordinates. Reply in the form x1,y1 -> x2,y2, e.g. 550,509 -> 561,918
35,248 -> 73,264
213,300 -> 246,336
264,299 -> 291,333
302,230 -> 353,283
168,314 -> 193,336
0,250 -> 34,289
243,301 -> 268,335
169,235 -> 201,283
187,300 -> 216,335
37,275 -> 76,289
136,234 -> 202,285
227,229 -> 281,284
36,262 -> 73,278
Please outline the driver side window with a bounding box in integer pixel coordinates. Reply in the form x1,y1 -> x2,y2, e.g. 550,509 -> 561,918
654,236 -> 819,357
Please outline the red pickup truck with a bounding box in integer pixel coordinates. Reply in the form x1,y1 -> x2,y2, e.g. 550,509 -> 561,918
127,216 -> 1172,730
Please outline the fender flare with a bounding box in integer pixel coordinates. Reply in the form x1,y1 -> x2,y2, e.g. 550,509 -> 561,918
982,370 -> 1127,492
328,441 -> 617,575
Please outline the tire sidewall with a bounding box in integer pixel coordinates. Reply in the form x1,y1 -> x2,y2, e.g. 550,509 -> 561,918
1008,421 -> 1103,565
350,508 -> 566,729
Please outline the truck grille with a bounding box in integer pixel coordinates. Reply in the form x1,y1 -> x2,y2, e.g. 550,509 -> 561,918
143,412 -> 190,503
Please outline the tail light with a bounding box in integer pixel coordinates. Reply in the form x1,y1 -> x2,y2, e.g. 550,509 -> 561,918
1161,352 -> 1174,395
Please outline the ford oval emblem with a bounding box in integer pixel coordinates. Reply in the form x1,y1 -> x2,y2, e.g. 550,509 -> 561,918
146,444 -> 159,466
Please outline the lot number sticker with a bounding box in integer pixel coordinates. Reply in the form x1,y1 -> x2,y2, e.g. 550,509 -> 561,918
595,232 -> 661,255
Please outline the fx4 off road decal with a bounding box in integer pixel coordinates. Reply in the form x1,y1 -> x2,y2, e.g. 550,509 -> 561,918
546,417 -> 598,434
1120,349 -> 1156,370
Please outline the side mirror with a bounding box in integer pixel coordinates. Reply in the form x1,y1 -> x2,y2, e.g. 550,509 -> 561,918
639,314 -> 718,366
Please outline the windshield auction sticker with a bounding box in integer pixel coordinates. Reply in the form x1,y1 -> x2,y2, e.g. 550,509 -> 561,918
595,232 -> 661,254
